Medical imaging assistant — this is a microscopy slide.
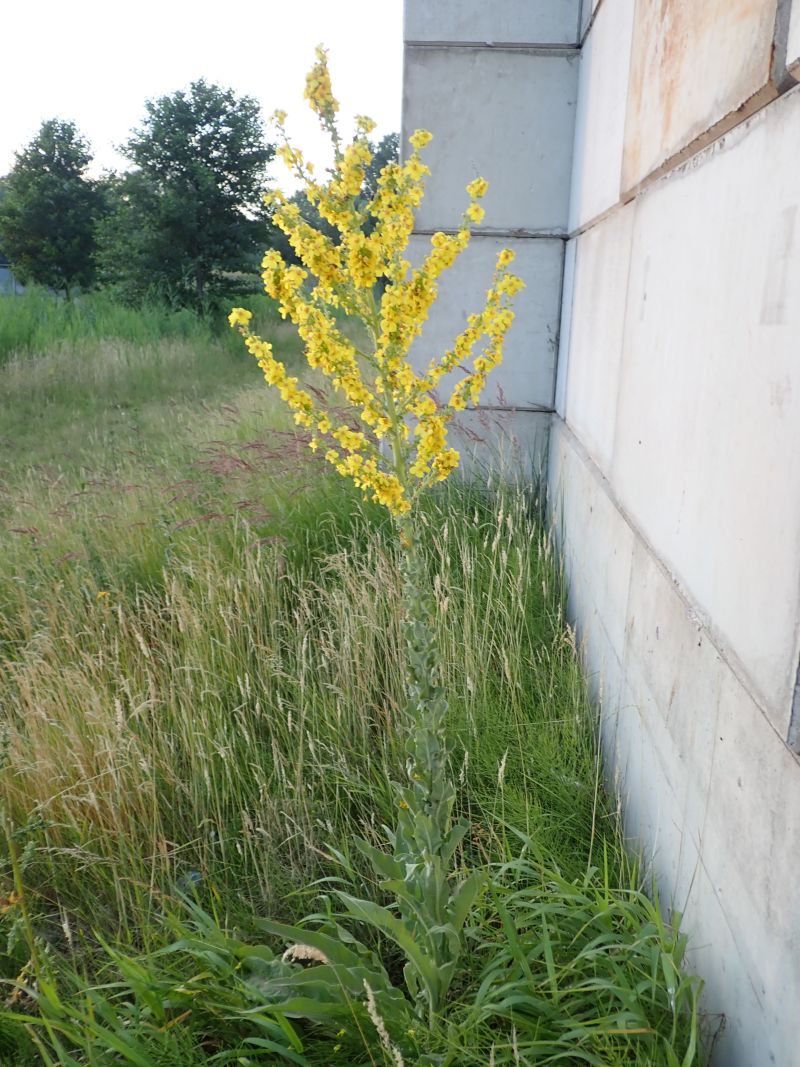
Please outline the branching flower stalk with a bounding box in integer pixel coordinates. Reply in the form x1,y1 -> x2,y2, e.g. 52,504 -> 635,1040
230,45 -> 524,1032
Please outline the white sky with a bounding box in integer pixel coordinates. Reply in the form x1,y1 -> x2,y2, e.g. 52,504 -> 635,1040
2,0 -> 403,188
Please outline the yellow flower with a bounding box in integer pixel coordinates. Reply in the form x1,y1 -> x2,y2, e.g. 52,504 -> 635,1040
466,202 -> 485,225
405,157 -> 430,182
228,307 -> 252,328
409,129 -> 433,150
466,177 -> 489,199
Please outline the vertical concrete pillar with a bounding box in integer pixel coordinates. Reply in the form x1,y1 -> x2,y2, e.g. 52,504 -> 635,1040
402,1 -> 580,473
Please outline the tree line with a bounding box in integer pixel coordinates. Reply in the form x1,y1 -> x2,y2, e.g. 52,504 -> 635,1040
0,81 -> 397,312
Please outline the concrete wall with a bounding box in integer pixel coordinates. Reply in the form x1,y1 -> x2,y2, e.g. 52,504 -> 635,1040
552,1 -> 800,1063
404,1 -> 800,1063
402,0 -> 581,471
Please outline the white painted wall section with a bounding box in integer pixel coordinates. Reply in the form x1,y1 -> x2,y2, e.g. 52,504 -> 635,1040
610,96 -> 800,728
568,0 -> 635,230
563,203 -> 634,472
549,422 -> 800,1067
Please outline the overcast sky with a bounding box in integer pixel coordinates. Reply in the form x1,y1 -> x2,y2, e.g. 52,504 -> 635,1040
2,0 -> 403,188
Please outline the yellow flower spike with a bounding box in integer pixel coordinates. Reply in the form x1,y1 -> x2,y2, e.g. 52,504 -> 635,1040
304,44 -> 339,120
230,50 -> 521,517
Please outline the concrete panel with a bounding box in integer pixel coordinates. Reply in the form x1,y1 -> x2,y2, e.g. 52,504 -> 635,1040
620,536 -> 725,842
564,203 -> 634,475
789,0 -> 800,75
406,234 -> 562,409
549,418 -> 800,1066
622,0 -> 778,192
611,89 -> 800,726
554,237 -> 576,418
450,408 -> 550,481
549,419 -> 635,682
693,670 -> 800,1067
404,0 -> 580,46
404,47 -> 578,233
569,0 -> 636,229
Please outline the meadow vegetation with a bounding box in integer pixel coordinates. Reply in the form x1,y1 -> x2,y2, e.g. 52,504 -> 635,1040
0,290 -> 702,1064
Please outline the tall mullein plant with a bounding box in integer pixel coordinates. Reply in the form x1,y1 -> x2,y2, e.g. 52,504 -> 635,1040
230,47 -> 523,1031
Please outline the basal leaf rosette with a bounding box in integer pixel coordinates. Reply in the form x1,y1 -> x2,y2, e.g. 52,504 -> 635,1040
229,48 -> 524,517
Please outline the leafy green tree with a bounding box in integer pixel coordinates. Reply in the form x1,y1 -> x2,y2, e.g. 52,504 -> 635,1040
97,80 -> 273,310
0,120 -> 102,296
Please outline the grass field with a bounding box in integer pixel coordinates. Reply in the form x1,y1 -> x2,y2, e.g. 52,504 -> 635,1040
0,290 -> 702,1064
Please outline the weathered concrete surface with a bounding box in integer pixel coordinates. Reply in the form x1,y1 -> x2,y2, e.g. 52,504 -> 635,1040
406,234 -> 563,410
403,46 -> 578,233
562,203 -> 634,472
622,0 -> 779,193
405,0 -> 580,46
611,90 -> 800,729
569,0 -> 635,229
549,420 -> 800,1067
788,0 -> 800,74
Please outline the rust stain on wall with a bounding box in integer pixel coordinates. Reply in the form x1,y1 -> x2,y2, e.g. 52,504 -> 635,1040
622,0 -> 778,194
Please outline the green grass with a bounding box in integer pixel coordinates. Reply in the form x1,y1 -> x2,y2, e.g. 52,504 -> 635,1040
0,293 -> 702,1064
0,287 -> 283,366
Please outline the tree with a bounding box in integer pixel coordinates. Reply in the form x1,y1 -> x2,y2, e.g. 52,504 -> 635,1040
0,120 -> 102,296
97,80 -> 273,310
